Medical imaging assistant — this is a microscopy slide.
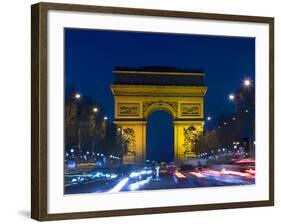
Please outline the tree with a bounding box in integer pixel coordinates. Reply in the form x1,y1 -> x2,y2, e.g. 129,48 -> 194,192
195,131 -> 220,154
234,85 -> 255,156
100,124 -> 123,158
64,93 -> 106,161
65,98 -> 79,156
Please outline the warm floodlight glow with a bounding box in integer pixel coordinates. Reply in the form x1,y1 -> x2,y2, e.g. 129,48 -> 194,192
93,107 -> 98,112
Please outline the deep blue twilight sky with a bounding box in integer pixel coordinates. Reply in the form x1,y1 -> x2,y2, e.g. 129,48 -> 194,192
65,28 -> 255,161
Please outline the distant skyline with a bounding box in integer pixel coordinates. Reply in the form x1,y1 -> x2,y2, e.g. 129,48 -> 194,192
65,28 -> 255,126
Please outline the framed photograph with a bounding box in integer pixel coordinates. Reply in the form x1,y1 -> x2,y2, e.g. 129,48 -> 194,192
31,2 -> 274,221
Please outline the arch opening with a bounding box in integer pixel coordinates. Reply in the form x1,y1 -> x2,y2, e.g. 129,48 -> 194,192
146,110 -> 174,163
144,102 -> 177,120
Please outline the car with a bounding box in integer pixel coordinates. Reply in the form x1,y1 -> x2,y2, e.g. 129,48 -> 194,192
179,164 -> 195,172
128,166 -> 153,182
165,165 -> 178,174
173,164 -> 198,184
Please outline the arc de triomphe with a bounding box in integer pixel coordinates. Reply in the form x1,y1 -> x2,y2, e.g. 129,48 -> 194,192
111,66 -> 207,164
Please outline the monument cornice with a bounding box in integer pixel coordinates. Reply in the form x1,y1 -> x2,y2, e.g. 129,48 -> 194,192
111,84 -> 208,96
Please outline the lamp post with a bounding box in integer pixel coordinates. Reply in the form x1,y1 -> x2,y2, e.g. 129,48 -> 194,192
74,92 -> 82,161
70,148 -> 74,159
243,79 -> 253,158
91,106 -> 99,162
204,116 -> 212,135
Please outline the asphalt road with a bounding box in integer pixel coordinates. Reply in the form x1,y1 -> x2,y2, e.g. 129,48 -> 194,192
65,168 -> 255,194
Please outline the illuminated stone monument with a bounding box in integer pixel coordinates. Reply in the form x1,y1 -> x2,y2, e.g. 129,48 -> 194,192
111,66 -> 207,164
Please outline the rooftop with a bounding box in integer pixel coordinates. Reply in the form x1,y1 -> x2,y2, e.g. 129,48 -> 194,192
114,65 -> 204,73
113,66 -> 205,86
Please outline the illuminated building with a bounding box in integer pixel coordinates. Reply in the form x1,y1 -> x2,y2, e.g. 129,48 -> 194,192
111,66 -> 207,164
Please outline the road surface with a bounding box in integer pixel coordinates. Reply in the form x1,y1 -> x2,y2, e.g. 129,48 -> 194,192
65,165 -> 255,194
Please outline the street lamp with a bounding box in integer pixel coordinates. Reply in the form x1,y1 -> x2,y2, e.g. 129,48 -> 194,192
243,79 -> 251,87
228,94 -> 235,101
104,116 -> 108,120
93,107 -> 98,113
75,93 -> 81,99
207,116 -> 211,121
70,148 -> 75,159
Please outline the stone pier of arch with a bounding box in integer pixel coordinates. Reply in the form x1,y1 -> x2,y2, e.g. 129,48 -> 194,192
110,67 -> 207,164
